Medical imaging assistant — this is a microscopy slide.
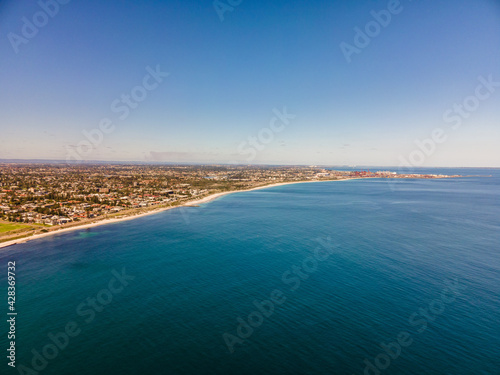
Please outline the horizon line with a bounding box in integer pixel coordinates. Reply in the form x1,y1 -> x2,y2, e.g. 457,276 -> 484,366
0,158 -> 499,169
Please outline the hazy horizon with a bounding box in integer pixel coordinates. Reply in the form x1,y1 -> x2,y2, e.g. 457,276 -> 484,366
1,158 -> 499,169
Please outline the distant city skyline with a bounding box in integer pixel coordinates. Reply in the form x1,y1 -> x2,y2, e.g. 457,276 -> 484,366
1,0 -> 499,167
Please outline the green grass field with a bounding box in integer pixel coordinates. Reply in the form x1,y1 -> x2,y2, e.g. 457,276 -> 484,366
0,222 -> 30,233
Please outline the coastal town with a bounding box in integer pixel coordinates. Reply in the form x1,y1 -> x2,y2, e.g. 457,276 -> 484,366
0,163 -> 459,244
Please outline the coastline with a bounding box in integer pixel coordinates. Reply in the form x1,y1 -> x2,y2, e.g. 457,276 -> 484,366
0,178 -> 359,249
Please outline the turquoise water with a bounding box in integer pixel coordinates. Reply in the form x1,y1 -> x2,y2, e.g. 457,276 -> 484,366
1,169 -> 499,374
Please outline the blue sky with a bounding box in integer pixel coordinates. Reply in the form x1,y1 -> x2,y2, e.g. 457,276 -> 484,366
0,0 -> 499,166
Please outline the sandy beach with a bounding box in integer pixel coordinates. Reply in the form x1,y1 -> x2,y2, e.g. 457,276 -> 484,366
0,178 -> 357,249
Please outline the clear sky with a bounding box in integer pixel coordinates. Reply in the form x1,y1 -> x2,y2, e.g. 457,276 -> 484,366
1,0 -> 499,166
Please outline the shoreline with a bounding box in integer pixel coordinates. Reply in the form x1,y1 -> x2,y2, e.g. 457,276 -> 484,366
0,177 -> 359,249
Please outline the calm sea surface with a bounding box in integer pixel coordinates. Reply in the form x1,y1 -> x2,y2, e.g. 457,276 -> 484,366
1,168 -> 499,374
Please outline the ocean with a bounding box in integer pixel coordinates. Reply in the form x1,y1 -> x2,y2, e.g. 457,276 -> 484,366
1,168 -> 499,375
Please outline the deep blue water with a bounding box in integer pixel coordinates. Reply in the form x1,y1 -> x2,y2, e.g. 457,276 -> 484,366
1,168 -> 499,375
